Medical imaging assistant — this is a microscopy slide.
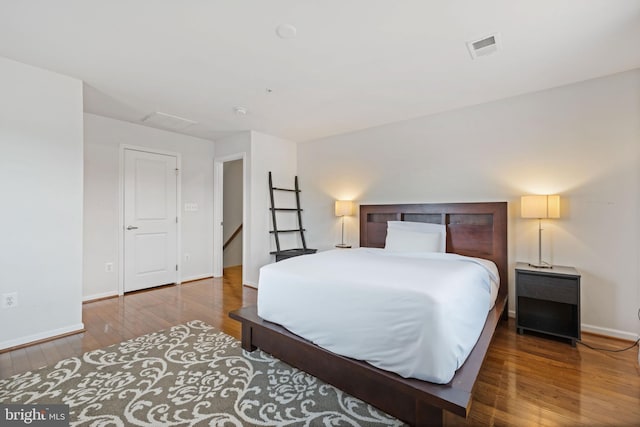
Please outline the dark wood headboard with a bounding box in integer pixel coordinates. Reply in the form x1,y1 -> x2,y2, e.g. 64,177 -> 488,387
360,202 -> 508,298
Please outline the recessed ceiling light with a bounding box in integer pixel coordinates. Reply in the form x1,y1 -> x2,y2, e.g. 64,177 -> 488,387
234,106 -> 248,115
276,23 -> 297,39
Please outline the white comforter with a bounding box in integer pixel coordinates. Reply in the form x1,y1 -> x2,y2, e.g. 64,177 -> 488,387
257,248 -> 499,384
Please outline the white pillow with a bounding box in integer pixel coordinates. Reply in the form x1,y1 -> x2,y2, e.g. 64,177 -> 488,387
386,221 -> 446,252
387,221 -> 445,234
385,227 -> 443,253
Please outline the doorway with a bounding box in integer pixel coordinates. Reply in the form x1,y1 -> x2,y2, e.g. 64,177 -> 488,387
121,147 -> 179,293
213,153 -> 246,279
222,159 -> 243,269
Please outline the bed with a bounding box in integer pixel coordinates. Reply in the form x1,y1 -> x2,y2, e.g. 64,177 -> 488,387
230,202 -> 508,426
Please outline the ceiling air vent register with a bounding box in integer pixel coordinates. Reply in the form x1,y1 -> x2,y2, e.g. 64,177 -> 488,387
466,33 -> 502,59
141,112 -> 197,131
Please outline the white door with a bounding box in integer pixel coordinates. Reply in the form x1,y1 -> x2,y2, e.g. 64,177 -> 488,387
124,149 -> 178,292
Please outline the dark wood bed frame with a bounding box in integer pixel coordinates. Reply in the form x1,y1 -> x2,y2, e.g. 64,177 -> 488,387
230,202 -> 508,427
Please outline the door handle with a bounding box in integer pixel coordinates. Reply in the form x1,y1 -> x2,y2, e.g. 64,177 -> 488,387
126,226 -> 139,230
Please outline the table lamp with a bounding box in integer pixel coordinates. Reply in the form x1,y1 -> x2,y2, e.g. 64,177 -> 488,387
521,195 -> 560,268
335,200 -> 354,248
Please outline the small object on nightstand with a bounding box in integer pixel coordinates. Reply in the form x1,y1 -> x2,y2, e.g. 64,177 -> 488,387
515,262 -> 581,346
335,244 -> 352,249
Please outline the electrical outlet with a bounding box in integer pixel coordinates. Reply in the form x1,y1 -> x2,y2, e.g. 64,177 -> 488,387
105,262 -> 114,272
2,292 -> 18,309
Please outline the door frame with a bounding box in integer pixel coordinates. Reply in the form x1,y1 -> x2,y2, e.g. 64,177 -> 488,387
118,144 -> 182,295
213,152 -> 247,279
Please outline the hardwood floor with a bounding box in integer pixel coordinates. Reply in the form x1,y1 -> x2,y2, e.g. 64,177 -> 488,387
1,265 -> 639,426
0,266 -> 255,379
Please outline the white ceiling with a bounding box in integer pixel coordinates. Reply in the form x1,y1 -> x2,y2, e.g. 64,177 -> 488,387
1,1 -> 639,142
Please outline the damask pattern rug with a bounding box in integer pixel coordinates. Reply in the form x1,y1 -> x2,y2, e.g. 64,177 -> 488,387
0,320 -> 405,426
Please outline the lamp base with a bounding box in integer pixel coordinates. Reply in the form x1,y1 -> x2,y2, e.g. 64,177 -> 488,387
528,262 -> 553,269
335,244 -> 352,249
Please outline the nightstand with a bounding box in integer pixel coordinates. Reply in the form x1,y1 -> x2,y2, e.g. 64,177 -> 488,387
515,263 -> 581,346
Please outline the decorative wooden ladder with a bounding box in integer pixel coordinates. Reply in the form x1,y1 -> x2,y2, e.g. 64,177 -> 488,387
268,171 -> 317,262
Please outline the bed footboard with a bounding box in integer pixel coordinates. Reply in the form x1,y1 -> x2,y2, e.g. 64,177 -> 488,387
230,306 -> 474,427
229,291 -> 507,427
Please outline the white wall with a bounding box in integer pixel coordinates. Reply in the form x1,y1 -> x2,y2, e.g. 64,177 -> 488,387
0,57 -> 84,349
250,131 -> 298,281
298,69 -> 640,340
214,131 -> 297,286
83,113 -> 215,300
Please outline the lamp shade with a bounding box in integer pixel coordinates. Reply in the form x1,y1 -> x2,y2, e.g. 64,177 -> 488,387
335,200 -> 354,217
521,195 -> 560,219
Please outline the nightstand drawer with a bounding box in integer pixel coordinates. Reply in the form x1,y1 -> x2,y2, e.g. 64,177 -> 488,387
517,273 -> 578,304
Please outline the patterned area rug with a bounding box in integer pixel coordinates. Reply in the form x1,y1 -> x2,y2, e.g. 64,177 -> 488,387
0,320 -> 405,426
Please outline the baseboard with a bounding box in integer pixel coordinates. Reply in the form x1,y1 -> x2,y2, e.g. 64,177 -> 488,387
243,279 -> 258,289
181,274 -> 213,283
0,323 -> 85,352
83,291 -> 119,303
508,309 -> 638,341
83,276 -> 216,300
581,323 -> 639,342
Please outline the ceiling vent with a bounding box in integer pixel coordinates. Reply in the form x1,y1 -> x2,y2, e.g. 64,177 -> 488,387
141,112 -> 197,131
466,33 -> 501,59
